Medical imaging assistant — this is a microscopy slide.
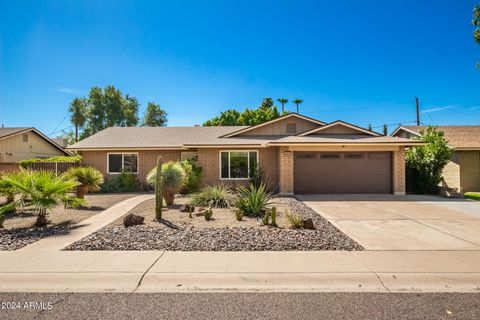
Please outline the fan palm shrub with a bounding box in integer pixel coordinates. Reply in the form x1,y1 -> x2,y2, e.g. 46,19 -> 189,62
66,166 -> 104,199
234,183 -> 271,218
147,161 -> 185,205
0,170 -> 85,227
0,170 -> 28,206
191,185 -> 234,208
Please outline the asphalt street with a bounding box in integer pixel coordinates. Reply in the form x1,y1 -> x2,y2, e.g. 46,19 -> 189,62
1,292 -> 479,320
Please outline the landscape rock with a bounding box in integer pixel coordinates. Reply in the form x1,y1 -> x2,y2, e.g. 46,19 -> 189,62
179,204 -> 195,212
66,198 -> 363,252
123,214 -> 145,228
302,218 -> 315,230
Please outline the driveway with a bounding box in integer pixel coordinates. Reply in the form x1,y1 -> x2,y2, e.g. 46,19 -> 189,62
297,194 -> 480,250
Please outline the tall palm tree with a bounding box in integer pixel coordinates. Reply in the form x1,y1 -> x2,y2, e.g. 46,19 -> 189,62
292,99 -> 303,113
69,98 -> 87,142
277,98 -> 288,112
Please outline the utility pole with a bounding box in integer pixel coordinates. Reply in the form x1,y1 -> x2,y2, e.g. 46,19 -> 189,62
416,97 -> 420,126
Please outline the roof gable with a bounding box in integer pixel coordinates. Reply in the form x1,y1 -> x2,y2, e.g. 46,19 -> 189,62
392,125 -> 480,149
221,113 -> 325,138
0,127 -> 69,155
298,120 -> 381,137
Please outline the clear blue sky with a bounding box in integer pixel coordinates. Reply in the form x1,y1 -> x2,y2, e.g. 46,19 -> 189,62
1,0 -> 479,137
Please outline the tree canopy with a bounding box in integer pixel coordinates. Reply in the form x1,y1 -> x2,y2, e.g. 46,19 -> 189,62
406,126 -> 454,194
142,102 -> 168,127
203,97 -> 290,126
473,4 -> 480,67
66,85 -> 167,141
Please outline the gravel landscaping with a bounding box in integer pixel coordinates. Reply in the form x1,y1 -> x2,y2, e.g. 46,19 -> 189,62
66,197 -> 363,251
0,193 -> 143,251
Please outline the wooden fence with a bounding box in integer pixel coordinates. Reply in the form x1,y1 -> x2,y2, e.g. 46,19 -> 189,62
25,162 -> 79,174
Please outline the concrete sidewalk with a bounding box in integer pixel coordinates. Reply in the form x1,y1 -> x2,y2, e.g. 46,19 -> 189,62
19,194 -> 154,252
1,250 -> 479,293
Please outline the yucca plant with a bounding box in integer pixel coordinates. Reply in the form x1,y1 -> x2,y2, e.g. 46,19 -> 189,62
0,170 -> 85,227
191,185 -> 234,208
66,166 -> 104,199
147,161 -> 185,205
234,183 -> 271,218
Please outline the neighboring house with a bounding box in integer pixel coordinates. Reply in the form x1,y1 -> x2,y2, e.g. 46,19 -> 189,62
392,125 -> 480,193
67,113 -> 421,195
0,127 -> 69,170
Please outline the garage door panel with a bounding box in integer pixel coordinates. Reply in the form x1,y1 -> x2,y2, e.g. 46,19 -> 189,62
294,152 -> 392,194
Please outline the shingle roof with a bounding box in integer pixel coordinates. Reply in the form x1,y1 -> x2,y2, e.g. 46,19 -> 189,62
68,126 -> 420,149
270,134 -> 420,145
0,127 -> 31,138
401,126 -> 480,149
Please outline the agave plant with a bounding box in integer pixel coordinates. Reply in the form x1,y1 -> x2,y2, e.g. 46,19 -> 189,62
147,161 -> 185,205
0,170 -> 85,227
191,185 -> 234,208
234,183 -> 272,218
66,166 -> 104,199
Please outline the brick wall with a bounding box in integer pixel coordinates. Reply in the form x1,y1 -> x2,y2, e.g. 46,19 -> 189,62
459,151 -> 480,192
279,146 -> 293,195
440,153 -> 461,193
80,150 -> 182,184
81,148 -> 280,191
392,147 -> 406,195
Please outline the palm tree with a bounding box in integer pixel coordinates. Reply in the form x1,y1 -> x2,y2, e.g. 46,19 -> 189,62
1,170 -> 85,227
277,98 -> 288,112
292,99 -> 303,113
69,98 -> 87,142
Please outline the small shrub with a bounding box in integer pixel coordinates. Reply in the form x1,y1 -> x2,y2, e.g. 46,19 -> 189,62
234,210 -> 244,221
285,210 -> 304,229
234,183 -> 271,218
0,170 -> 27,206
180,159 -> 202,194
465,192 -> 480,201
119,171 -> 138,192
191,185 -> 234,208
249,164 -> 264,189
204,207 -> 213,221
101,171 -> 138,193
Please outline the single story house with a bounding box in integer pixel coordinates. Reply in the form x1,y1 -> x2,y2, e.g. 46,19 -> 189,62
67,113 -> 422,195
0,127 -> 69,171
392,125 -> 480,193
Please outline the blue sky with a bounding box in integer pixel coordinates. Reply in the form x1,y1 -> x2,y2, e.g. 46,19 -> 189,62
1,0 -> 479,137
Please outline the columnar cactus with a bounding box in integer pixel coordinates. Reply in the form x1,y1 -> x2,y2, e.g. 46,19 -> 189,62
155,156 -> 164,221
270,207 -> 277,227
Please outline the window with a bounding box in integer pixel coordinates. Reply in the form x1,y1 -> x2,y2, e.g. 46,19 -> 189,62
344,153 -> 363,159
320,153 -> 340,159
286,123 -> 297,134
220,151 -> 258,179
22,134 -> 29,142
107,153 -> 138,174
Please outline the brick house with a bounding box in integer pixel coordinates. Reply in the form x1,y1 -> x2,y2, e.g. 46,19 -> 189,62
67,113 -> 421,195
392,125 -> 480,194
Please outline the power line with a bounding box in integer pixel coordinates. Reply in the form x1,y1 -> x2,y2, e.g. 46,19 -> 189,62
49,112 -> 69,135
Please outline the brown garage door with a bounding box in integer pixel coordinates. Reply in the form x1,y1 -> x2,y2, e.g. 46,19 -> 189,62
294,152 -> 392,194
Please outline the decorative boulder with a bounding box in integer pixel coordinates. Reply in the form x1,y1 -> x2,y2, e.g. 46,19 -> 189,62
179,204 -> 195,213
123,214 -> 144,228
302,218 -> 315,230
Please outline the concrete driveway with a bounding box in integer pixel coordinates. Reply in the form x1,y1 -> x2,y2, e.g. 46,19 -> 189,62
297,194 -> 480,251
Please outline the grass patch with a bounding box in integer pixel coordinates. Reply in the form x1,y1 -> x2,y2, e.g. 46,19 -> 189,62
464,192 -> 480,201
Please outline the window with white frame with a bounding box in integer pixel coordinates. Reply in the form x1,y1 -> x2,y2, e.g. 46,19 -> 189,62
107,153 -> 138,174
220,151 -> 258,179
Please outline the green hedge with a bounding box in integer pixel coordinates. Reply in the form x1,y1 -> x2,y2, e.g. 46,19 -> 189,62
19,155 -> 82,168
464,192 -> 480,201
